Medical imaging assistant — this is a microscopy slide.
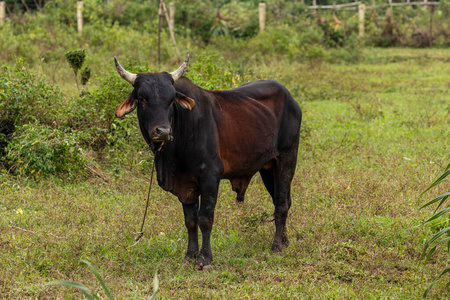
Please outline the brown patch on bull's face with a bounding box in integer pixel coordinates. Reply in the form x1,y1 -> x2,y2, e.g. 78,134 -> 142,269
115,96 -> 137,118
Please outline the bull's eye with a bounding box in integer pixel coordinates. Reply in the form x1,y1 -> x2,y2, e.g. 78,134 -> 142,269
138,97 -> 145,103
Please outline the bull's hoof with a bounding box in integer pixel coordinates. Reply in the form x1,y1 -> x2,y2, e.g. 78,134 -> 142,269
195,255 -> 212,271
195,262 -> 204,271
272,234 -> 289,252
195,262 -> 213,271
271,243 -> 283,253
271,242 -> 289,252
183,252 -> 198,263
281,235 -> 290,247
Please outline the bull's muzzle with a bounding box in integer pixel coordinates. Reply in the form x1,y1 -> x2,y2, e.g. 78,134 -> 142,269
152,127 -> 173,142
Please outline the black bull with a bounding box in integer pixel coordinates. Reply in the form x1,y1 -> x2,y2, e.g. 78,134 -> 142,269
114,55 -> 302,269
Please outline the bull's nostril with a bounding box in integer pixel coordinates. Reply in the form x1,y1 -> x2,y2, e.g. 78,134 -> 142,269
153,127 -> 171,141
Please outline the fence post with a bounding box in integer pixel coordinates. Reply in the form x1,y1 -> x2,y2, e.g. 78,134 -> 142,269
77,1 -> 83,34
313,0 -> 317,8
0,2 -> 5,25
358,3 -> 365,37
259,3 -> 266,32
169,2 -> 175,30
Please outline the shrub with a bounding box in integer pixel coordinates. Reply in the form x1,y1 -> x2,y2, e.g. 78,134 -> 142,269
0,60 -> 64,127
212,1 -> 258,39
4,122 -> 87,177
248,26 -> 299,59
0,60 -> 65,158
65,49 -> 88,96
188,53 -> 253,90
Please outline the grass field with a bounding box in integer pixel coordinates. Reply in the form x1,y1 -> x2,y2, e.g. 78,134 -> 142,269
1,48 -> 450,299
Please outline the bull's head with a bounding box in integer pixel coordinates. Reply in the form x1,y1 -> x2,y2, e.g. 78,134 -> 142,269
114,54 -> 195,145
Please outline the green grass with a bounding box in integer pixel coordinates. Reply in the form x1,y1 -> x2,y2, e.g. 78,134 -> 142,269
1,48 -> 450,298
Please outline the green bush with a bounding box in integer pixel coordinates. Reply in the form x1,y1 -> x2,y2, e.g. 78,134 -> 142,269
188,53 -> 254,90
4,122 -> 87,177
0,60 -> 64,128
177,2 -> 217,43
211,1 -> 258,39
0,56 -> 159,177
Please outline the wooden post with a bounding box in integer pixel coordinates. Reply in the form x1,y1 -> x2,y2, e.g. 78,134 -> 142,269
429,4 -> 434,47
313,0 -> 317,8
259,3 -> 266,32
158,2 -> 162,67
169,2 -> 175,31
0,2 -> 5,26
358,3 -> 365,38
160,0 -> 179,56
77,1 -> 83,34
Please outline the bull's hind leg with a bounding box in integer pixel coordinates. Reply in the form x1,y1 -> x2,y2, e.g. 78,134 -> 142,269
259,168 -> 275,199
260,151 -> 297,252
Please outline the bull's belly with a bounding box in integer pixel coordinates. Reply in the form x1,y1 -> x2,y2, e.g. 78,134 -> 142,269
220,148 -> 277,179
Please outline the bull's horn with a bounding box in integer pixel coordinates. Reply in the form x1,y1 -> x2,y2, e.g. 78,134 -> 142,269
114,56 -> 137,85
170,54 -> 190,82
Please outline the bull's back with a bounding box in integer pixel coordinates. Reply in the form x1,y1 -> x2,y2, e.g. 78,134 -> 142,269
213,80 -> 301,178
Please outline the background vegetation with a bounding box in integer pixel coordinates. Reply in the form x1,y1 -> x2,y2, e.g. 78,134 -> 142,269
0,0 -> 449,298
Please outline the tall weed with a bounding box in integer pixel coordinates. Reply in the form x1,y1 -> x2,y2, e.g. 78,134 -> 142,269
420,158 -> 450,296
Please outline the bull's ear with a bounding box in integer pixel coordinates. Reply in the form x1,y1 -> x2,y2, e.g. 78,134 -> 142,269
175,91 -> 195,110
115,95 -> 137,118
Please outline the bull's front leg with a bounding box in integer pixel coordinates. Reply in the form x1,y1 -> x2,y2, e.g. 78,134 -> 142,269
182,202 -> 199,262
196,176 -> 220,270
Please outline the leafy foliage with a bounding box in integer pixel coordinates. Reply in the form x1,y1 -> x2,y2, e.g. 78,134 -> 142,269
0,60 -> 64,158
188,54 -> 252,90
420,159 -> 450,296
65,49 -> 86,76
80,66 -> 92,86
0,60 -> 63,127
4,122 -> 88,177
65,49 -> 90,96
